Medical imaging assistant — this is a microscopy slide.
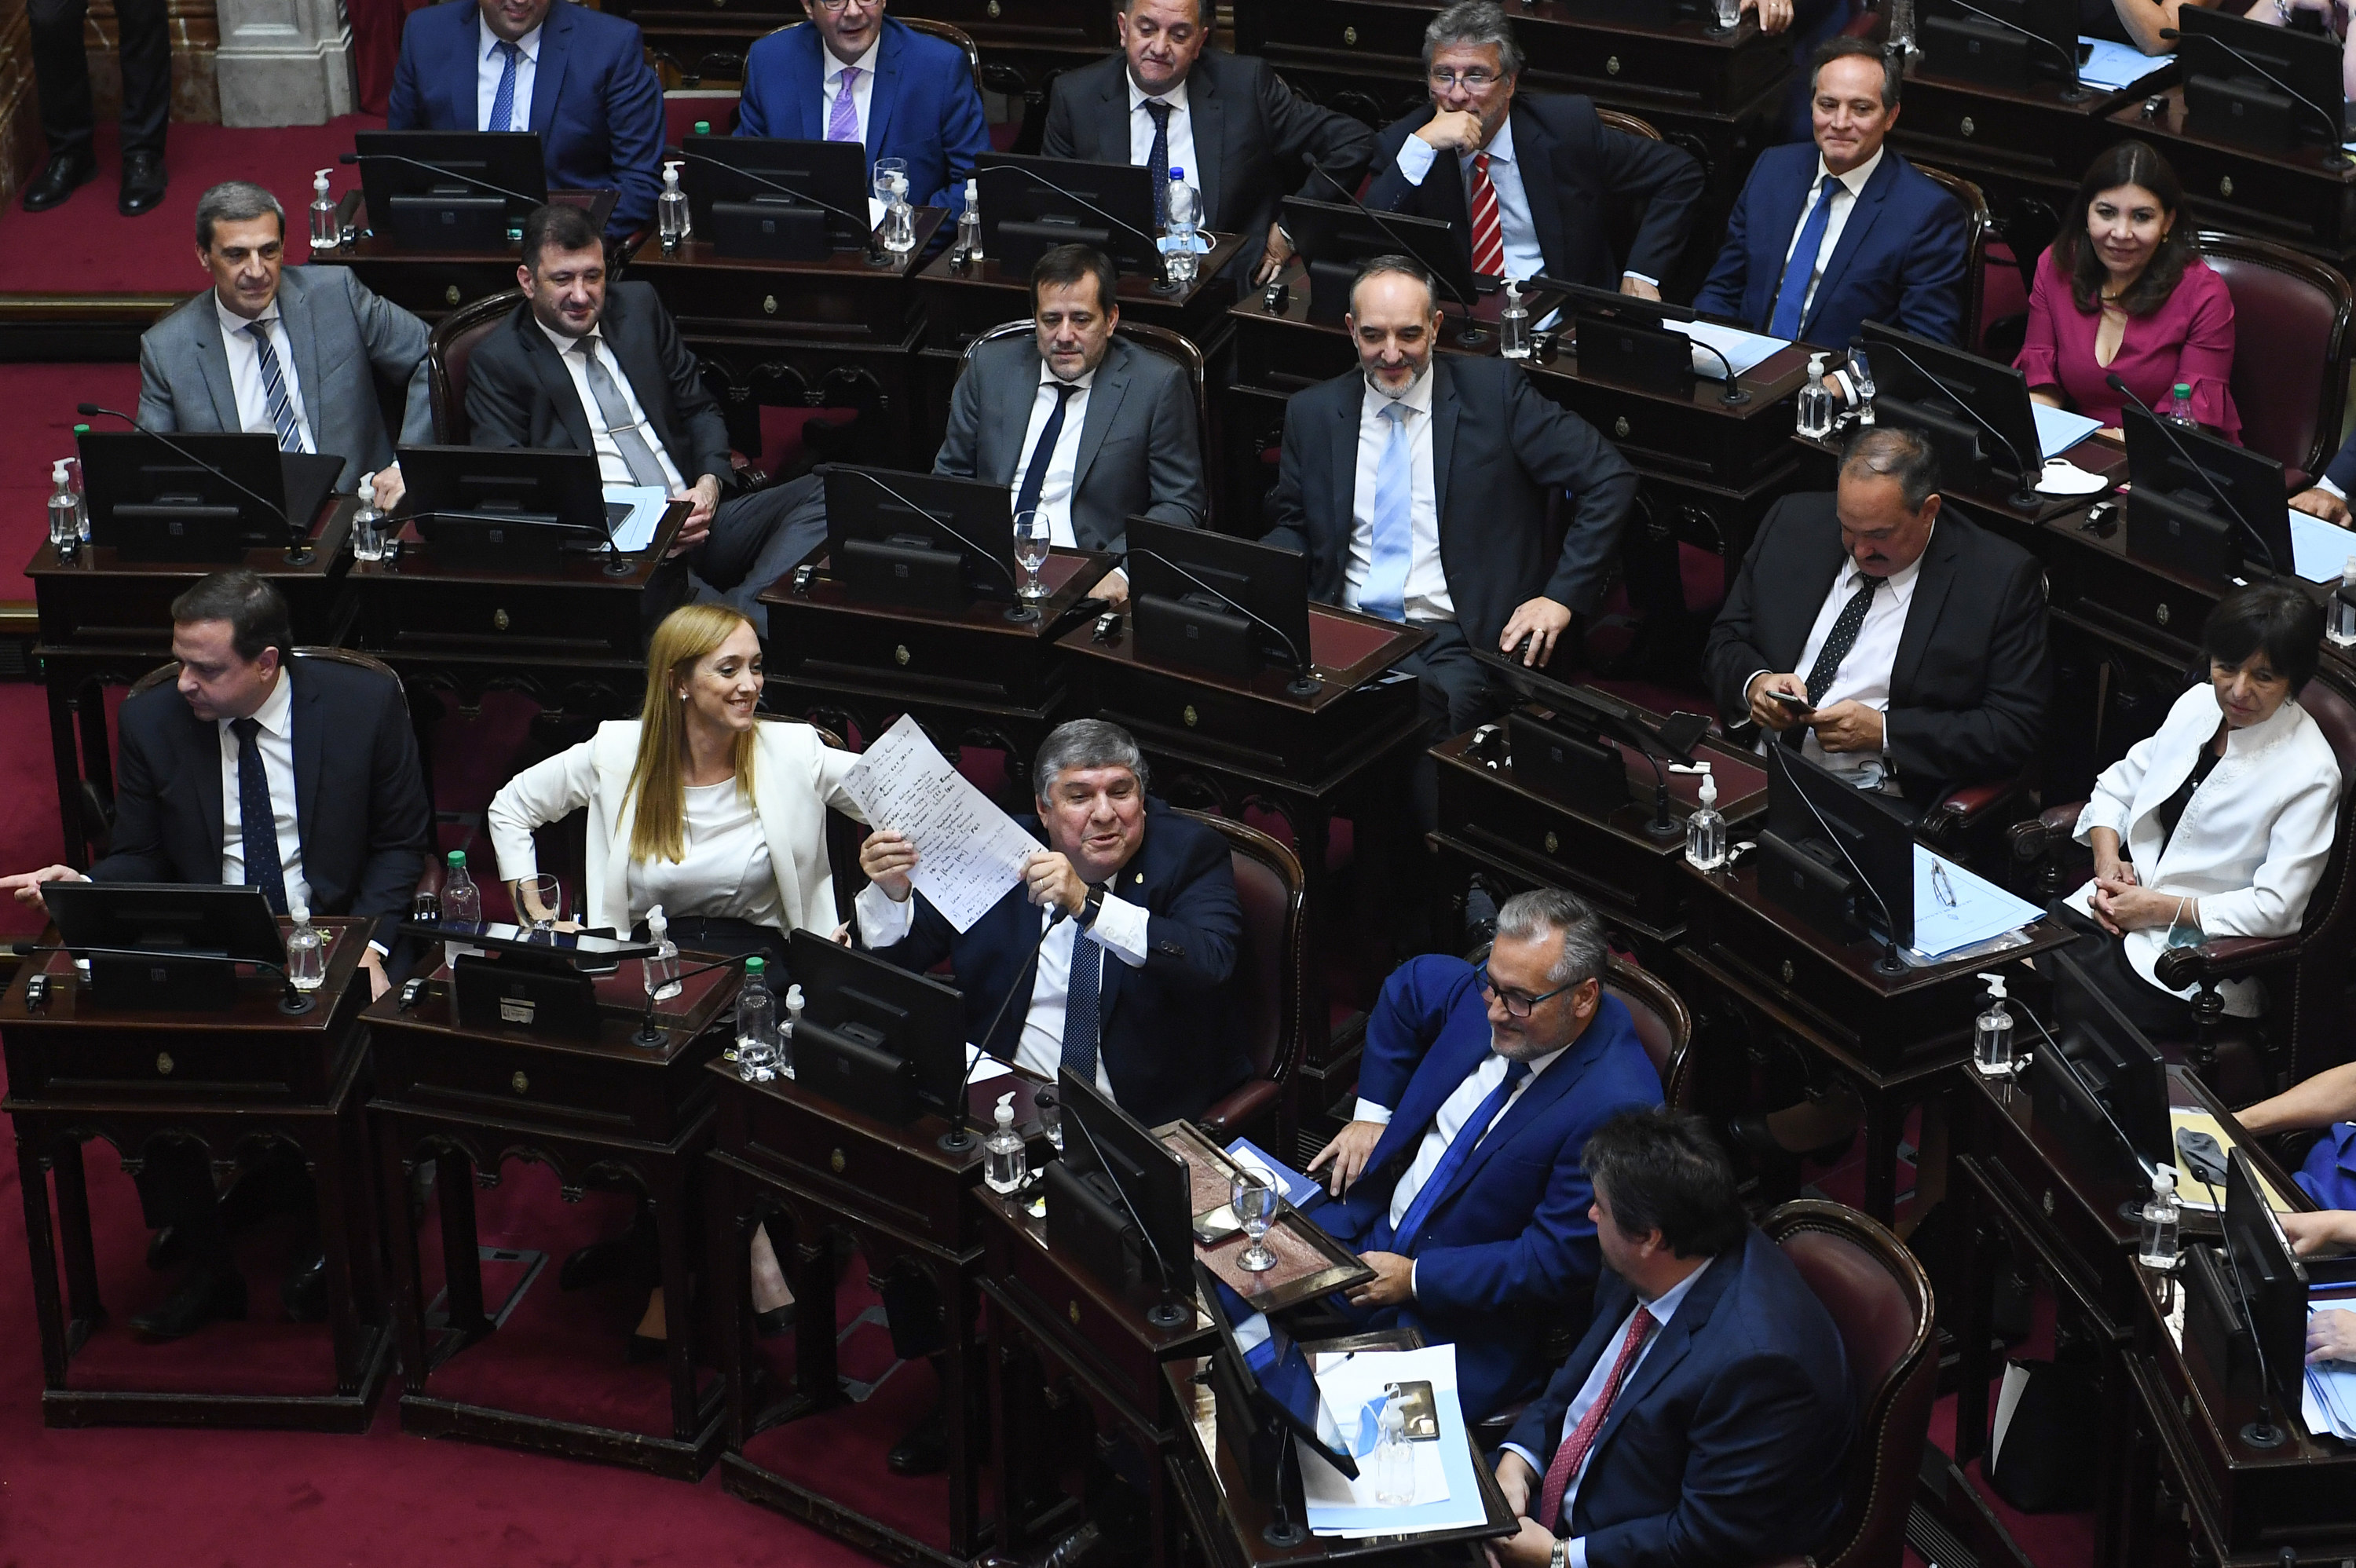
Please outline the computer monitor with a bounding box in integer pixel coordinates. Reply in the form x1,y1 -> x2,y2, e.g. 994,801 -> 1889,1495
1473,651 -> 1713,832
2177,7 -> 2347,154
1125,517 -> 1317,693
353,130 -> 549,251
976,152 -> 1162,278
2120,406 -> 2292,583
1553,280 -> 1719,399
818,463 -> 1027,616
1194,1261 -> 1362,1498
2050,949 -> 2174,1169
1055,1065 -> 1195,1304
45,881 -> 287,1011
787,927 -> 967,1122
1858,320 -> 2044,501
1277,194 -> 1476,331
2223,1146 -> 2310,1420
1919,0 -> 2081,94
678,134 -> 873,258
397,444 -> 625,569
79,431 -> 338,562
1757,742 -> 1915,954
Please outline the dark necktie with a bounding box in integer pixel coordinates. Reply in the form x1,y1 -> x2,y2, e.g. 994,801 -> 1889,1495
1538,1307 -> 1659,1533
1803,572 -> 1886,709
229,716 -> 288,916
575,337 -> 671,490
1144,100 -> 1173,225
1014,381 -> 1078,527
1062,922 -> 1104,1085
1386,1058 -> 1530,1255
1769,174 -> 1842,340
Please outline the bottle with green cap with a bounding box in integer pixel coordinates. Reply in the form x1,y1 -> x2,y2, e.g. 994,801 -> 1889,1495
2164,382 -> 2197,427
693,120 -> 712,137
736,956 -> 780,1081
441,850 -> 481,970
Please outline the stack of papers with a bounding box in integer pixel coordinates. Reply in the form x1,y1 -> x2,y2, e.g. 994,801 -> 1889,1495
2032,404 -> 2104,462
2305,1296 -> 2356,1438
1908,845 -> 2044,963
2076,37 -> 2165,93
2288,507 -> 2356,585
1301,1345 -> 1487,1537
1664,319 -> 1787,381
603,484 -> 668,552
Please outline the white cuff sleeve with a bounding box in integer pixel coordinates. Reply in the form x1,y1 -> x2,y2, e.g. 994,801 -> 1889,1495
1086,892 -> 1152,968
854,879 -> 914,945
1352,1098 -> 1395,1124
1409,1258 -> 1419,1299
1393,135 -> 1440,187
1621,271 -> 1657,288
1569,1541 -> 1587,1568
2323,475 -> 2347,499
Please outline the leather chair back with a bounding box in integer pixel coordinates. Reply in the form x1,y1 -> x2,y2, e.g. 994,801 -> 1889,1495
1603,954 -> 1694,1109
2200,230 -> 2354,482
1595,108 -> 1663,141
964,316 -> 1212,522
428,290 -> 526,447
752,19 -> 982,95
1914,163 -> 1991,353
1173,808 -> 1306,1087
1761,1201 -> 1937,1568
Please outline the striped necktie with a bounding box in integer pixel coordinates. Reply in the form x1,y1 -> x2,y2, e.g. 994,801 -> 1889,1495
826,65 -> 862,142
1467,152 -> 1506,279
245,319 -> 305,454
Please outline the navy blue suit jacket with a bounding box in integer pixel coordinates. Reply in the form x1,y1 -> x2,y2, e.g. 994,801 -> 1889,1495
2320,426 -> 2356,496
736,17 -> 989,211
1692,143 -> 1966,349
858,799 -> 1251,1128
1310,956 -> 1663,1422
1502,1230 -> 1854,1568
388,0 -> 664,234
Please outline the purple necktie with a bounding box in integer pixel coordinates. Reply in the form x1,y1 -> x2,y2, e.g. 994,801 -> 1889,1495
826,66 -> 861,142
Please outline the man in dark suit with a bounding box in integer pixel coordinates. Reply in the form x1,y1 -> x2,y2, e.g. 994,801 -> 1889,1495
464,203 -> 827,630
2,572 -> 431,1340
1363,1 -> 1701,297
737,2 -> 989,211
2292,424 -> 2356,526
390,0 -> 664,236
1703,425 -> 2049,810
1490,1107 -> 1853,1568
1692,38 -> 1967,349
1304,890 -> 1662,1423
1040,0 -> 1376,285
21,0 -> 169,214
935,243 -> 1205,605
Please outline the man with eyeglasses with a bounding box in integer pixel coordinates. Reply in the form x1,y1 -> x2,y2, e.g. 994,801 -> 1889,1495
1363,0 -> 1702,298
1302,888 -> 1662,1424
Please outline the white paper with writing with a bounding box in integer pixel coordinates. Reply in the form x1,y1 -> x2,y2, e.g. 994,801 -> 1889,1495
842,713 -> 1039,933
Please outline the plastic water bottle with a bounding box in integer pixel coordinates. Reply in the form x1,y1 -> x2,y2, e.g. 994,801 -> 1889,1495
440,850 -> 482,971
310,168 -> 338,254
983,1092 -> 1027,1193
1684,762 -> 1725,870
1162,166 -> 1201,285
693,120 -> 712,137
736,956 -> 780,1082
66,429 -> 89,543
284,897 -> 326,992
1973,972 -> 2015,1080
48,461 -> 79,557
657,160 -> 690,251
1498,281 -> 1531,360
351,472 -> 387,562
2164,382 -> 2197,426
2137,1166 -> 2181,1270
642,904 -> 682,1003
1796,353 -> 1835,440
2332,557 -> 2356,648
956,177 -> 983,264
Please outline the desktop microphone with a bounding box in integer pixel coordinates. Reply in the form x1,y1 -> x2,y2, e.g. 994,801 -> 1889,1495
2159,27 -> 2352,166
1765,742 -> 1908,975
627,953 -> 745,1049
669,148 -> 888,265
1856,337 -> 2043,510
1300,162 -> 1491,349
817,464 -> 1037,622
75,403 -> 311,565
1942,0 -> 2089,101
2103,371 -> 2288,575
336,150 -> 547,211
938,901 -> 1070,1153
1118,544 -> 1321,698
12,941 -> 315,1014
979,162 -> 1179,294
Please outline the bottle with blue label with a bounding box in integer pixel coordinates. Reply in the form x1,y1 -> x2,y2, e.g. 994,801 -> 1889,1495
1162,166 -> 1201,285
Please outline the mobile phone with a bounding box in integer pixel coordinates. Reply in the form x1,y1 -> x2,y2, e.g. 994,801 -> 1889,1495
1766,688 -> 1809,709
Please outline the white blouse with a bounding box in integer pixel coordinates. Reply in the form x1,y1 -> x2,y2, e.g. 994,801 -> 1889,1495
627,778 -> 785,929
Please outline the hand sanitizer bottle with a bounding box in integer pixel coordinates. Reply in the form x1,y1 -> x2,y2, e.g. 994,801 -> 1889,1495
956,177 -> 983,265
1973,972 -> 2014,1079
1498,281 -> 1531,360
642,904 -> 682,1003
658,162 -> 690,251
2137,1166 -> 2181,1269
983,1092 -> 1027,1194
2332,557 -> 2356,648
48,461 -> 79,558
309,169 -> 338,253
284,898 -> 326,992
1796,353 -> 1835,440
1683,763 -> 1725,869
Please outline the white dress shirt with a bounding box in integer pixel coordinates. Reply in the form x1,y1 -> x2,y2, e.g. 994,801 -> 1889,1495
1342,367 -> 1452,622
1392,116 -> 1653,289
538,320 -> 688,492
1756,532 -> 1927,786
218,669 -> 311,916
854,875 -> 1153,1097
1127,74 -> 1201,198
1012,361 -> 1096,546
822,36 -> 883,148
626,779 -> 785,930
1499,1256 -> 1716,1567
1780,146 -> 1884,327
214,294 -> 315,455
476,23 -> 542,133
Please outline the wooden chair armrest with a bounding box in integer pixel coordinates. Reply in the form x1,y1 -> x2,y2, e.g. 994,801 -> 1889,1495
2154,934 -> 2303,990
1197,1079 -> 1282,1141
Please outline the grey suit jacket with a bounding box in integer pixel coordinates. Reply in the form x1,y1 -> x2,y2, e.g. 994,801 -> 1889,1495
932,333 -> 1205,554
136,265 -> 434,491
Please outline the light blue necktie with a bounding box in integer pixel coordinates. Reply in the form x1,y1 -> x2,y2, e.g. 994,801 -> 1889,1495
1387,1058 -> 1529,1255
1768,174 -> 1842,341
488,39 -> 521,133
1360,400 -> 1414,623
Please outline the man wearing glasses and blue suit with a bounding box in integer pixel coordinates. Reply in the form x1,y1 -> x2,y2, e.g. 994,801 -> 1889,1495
1304,888 -> 1663,1424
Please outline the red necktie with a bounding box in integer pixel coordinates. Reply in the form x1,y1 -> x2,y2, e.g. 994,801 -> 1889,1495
1468,152 -> 1506,280
1537,1307 -> 1657,1534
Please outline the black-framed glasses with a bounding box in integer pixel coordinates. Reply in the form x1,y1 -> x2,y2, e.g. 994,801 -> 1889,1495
1477,964 -> 1577,1018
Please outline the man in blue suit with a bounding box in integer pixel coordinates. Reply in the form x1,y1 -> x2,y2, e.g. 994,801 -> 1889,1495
389,0 -> 664,237
1491,1108 -> 1853,1568
2293,426 -> 2356,525
1692,38 -> 1966,349
1304,889 -> 1663,1424
736,1 -> 990,212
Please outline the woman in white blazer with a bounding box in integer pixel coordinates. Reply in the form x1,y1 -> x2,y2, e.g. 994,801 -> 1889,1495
2059,583 -> 2341,1031
487,603 -> 863,1355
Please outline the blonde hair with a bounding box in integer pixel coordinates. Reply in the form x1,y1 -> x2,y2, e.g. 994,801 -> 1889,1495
627,604 -> 759,865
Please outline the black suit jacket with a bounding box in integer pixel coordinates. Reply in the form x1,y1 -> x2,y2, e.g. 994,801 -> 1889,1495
858,799 -> 1249,1128
463,282 -> 732,490
90,658 -> 432,948
1265,355 -> 1639,650
1041,49 -> 1376,280
1364,95 -> 1703,289
1702,493 -> 2051,804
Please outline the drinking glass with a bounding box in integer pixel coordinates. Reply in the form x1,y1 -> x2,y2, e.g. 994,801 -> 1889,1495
1712,0 -> 1741,30
1230,1166 -> 1279,1272
873,158 -> 909,214
518,874 -> 564,940
1013,509 -> 1052,601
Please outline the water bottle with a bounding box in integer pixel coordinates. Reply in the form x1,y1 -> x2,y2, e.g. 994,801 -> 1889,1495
1684,762 -> 1725,870
66,428 -> 89,543
1847,345 -> 1877,428
2137,1166 -> 2181,1270
736,956 -> 780,1082
982,1092 -> 1027,1193
956,177 -> 983,265
351,471 -> 387,562
657,160 -> 690,251
48,461 -> 79,558
1796,353 -> 1835,440
642,904 -> 682,1003
1972,972 -> 2015,1080
309,168 -> 338,254
693,120 -> 712,137
1162,166 -> 1201,285
2164,382 -> 2197,427
284,897 -> 327,992
2332,557 -> 2356,648
1498,281 -> 1531,360
440,850 -> 482,972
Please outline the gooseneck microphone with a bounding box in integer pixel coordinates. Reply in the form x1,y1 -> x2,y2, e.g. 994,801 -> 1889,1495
1119,545 -> 1320,699
979,162 -> 1179,294
2160,27 -> 2352,167
337,149 -> 545,211
1944,0 -> 2089,101
669,147 -> 887,265
2103,371 -> 2286,575
1301,161 -> 1491,349
76,403 -> 312,565
938,899 -> 1071,1153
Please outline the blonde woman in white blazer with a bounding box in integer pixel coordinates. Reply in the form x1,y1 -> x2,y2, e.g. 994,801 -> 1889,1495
2059,583 -> 2341,1029
486,604 -> 863,1357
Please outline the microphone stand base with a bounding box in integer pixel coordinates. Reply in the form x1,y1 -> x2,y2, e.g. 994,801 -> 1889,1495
1454,325 -> 1491,349
1873,945 -> 1909,978
1261,1522 -> 1309,1548
1003,603 -> 1041,625
1718,388 -> 1752,408
937,1128 -> 979,1156
2008,488 -> 2046,514
631,1022 -> 667,1050
277,988 -> 316,1017
1151,278 -> 1185,297
2241,1418 -> 2288,1449
1283,676 -> 1322,700
602,556 -> 636,577
1146,1298 -> 1190,1329
284,546 -> 316,568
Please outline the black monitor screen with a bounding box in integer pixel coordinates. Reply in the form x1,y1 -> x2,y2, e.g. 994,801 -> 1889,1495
821,463 -> 1022,609
2120,407 -> 2292,577
353,130 -> 550,239
680,134 -> 873,248
79,431 -> 335,548
2048,950 -> 2174,1168
1125,517 -> 1315,683
1279,195 -> 1475,328
788,928 -> 967,1113
46,881 -> 287,966
1859,320 -> 2043,492
1764,743 -> 1915,948
2178,6 -> 2347,147
2224,1146 -> 2309,1413
1194,1262 -> 1361,1478
1058,1066 -> 1194,1294
1919,0 -> 2080,92
977,153 -> 1161,278
397,444 -> 614,534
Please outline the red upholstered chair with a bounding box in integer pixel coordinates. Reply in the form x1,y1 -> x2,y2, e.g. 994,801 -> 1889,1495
1746,1199 -> 1937,1568
663,90 -> 740,144
1912,164 -> 1992,353
2199,230 -> 2354,488
1175,808 -> 1308,1152
1605,954 -> 1696,1109
426,289 -> 526,446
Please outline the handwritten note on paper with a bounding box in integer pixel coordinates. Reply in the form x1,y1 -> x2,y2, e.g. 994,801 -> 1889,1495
842,713 -> 1041,933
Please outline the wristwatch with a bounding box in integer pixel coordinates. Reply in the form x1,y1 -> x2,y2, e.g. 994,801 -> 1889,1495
1079,884 -> 1107,929
1549,1538 -> 1570,1568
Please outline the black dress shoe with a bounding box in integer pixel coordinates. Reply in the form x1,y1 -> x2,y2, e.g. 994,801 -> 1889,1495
146,1223 -> 184,1272
20,151 -> 94,212
131,1266 -> 247,1340
559,1213 -> 653,1292
887,1405 -> 949,1475
752,1302 -> 797,1338
282,1249 -> 327,1322
118,150 -> 166,217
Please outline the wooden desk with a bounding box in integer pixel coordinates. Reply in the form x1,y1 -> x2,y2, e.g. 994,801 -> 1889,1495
309,189 -> 623,320
1890,63 -> 2177,222
2113,89 -> 2356,266
364,950 -> 741,1479
1,919 -> 390,1430
28,496 -> 355,868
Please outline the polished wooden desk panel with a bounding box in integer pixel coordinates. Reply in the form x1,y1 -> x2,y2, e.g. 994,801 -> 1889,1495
1889,64 -> 2175,219
309,189 -> 622,320
2113,89 -> 2356,265
2,920 -> 390,1431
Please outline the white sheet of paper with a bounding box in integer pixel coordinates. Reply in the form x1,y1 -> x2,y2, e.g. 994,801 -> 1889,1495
2032,403 -> 2104,461
2077,36 -> 2165,92
841,713 -> 1041,933
1664,318 -> 1787,380
2287,507 -> 2356,584
963,1041 -> 1016,1084
602,484 -> 669,553
1301,1346 -> 1487,1535
1908,845 -> 2043,962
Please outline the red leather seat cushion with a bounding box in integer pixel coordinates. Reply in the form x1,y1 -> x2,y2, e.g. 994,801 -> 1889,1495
1780,1230 -> 1916,1395
2211,250 -> 2338,471
1230,850 -> 1287,1079
437,318 -> 503,445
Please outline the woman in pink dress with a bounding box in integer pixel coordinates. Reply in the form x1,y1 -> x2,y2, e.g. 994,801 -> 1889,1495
2014,140 -> 2241,444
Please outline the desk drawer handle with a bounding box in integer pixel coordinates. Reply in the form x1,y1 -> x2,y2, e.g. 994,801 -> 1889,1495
1343,25 -> 1356,44
894,644 -> 912,667
1606,55 -> 1622,75
1542,831 -> 1559,854
1069,1299 -> 1082,1325
1183,704 -> 1199,728
1780,959 -> 1794,985
2155,603 -> 2171,627
1613,416 -> 1631,439
988,0 -> 1001,13
1959,115 -> 1976,137
831,1148 -> 847,1173
2219,176 -> 2235,199
511,1070 -> 529,1095
764,294 -> 778,316
2042,1189 -> 2055,1217
155,1051 -> 174,1076
445,284 -> 461,305
494,608 -> 510,631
